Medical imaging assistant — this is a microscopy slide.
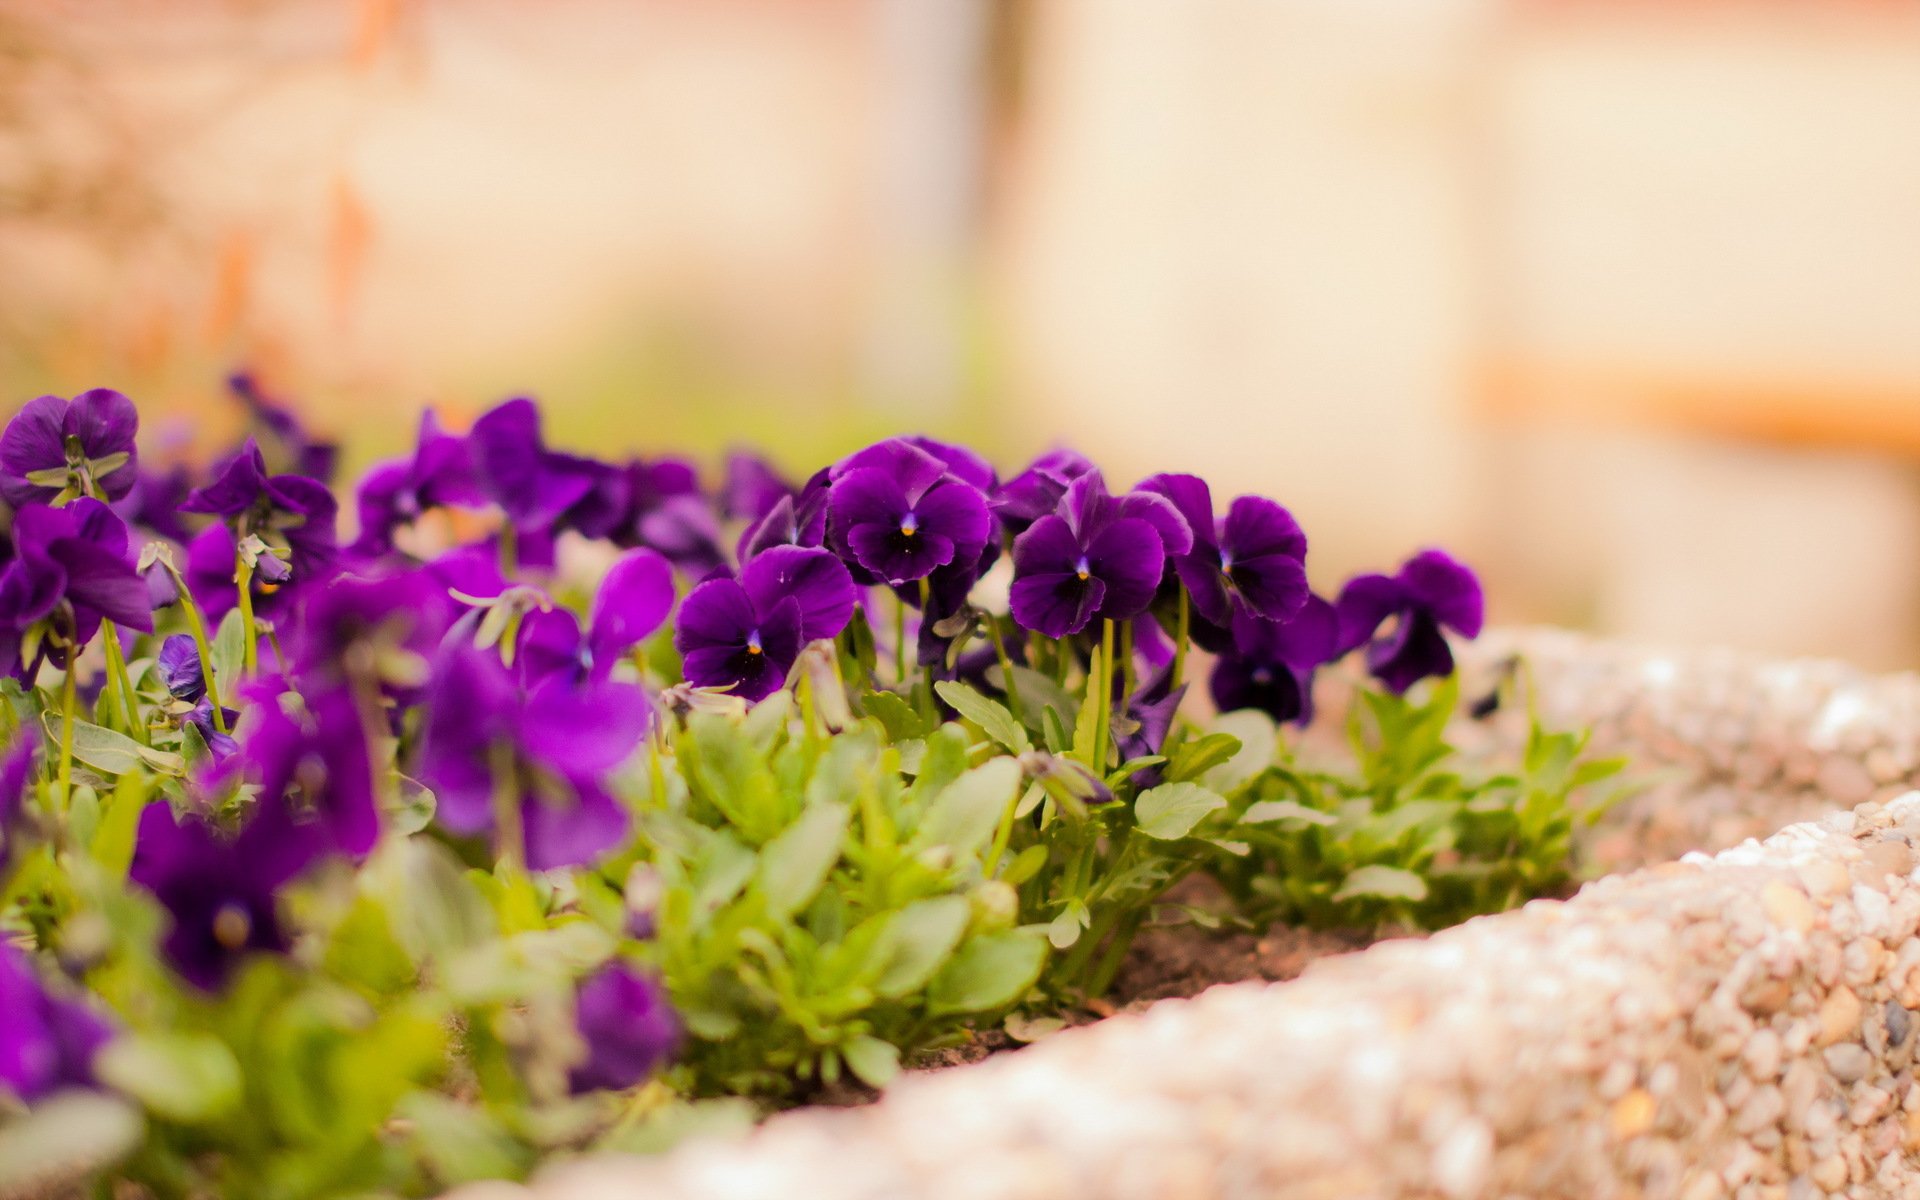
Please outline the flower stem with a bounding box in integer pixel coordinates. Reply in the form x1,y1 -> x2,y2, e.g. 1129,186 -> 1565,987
162,565 -> 228,734
1119,619 -> 1136,702
498,523 -> 518,579
234,555 -> 259,676
99,621 -> 144,745
893,592 -> 909,687
1169,586 -> 1191,691
491,740 -> 525,876
1092,619 -> 1115,771
57,663 -> 76,814
986,615 -> 1024,725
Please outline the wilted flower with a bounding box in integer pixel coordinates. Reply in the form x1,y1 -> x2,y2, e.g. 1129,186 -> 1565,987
1210,596 -> 1338,723
0,944 -> 113,1102
415,642 -> 649,870
1138,473 -> 1308,628
0,389 -> 140,507
130,801 -> 320,991
674,547 -> 856,701
1008,472 -> 1189,638
1334,549 -> 1484,694
0,500 -> 153,680
567,961 -> 678,1094
827,439 -> 992,586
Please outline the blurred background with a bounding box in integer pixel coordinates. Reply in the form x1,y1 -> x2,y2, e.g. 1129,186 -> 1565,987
5,0 -> 1920,666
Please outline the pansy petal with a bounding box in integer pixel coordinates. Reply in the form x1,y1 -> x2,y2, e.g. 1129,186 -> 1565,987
912,477 -> 992,558
53,539 -> 154,631
1370,610 -> 1455,694
1084,516 -> 1164,620
1010,571 -> 1105,639
1137,473 -> 1216,551
1228,551 -> 1308,624
1397,549 -> 1484,638
0,396 -> 70,505
1116,489 -> 1194,558
523,776 -> 631,871
1333,573 -> 1405,657
830,439 -> 946,495
740,546 -> 854,644
674,578 -> 757,656
589,549 -> 676,665
522,678 -> 651,772
1221,495 -> 1306,564
180,439 -> 270,516
1172,553 -> 1232,627
65,389 -> 140,498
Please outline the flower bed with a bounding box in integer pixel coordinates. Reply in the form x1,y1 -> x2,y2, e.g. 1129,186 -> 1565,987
478,637 -> 1920,1200
0,384 -> 1625,1199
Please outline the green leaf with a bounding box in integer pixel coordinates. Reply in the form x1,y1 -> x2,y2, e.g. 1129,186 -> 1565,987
1240,799 -> 1336,827
933,682 -> 1031,754
909,757 -> 1022,862
1201,710 -> 1277,791
1332,864 -> 1430,903
1046,900 -> 1087,949
398,1092 -> 529,1186
1069,648 -> 1103,766
926,930 -> 1048,1016
864,689 -> 935,741
755,802 -> 849,917
90,771 -> 152,879
841,1035 -> 902,1089
96,1031 -> 243,1123
211,609 -> 246,689
1134,781 -> 1229,840
1000,842 -> 1048,885
41,715 -> 184,777
871,896 -> 971,997
986,665 -> 1077,730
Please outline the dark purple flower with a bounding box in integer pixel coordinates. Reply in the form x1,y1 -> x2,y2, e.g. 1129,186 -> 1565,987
509,549 -> 676,687
112,463 -> 194,546
415,643 -> 650,870
1334,549 -> 1484,694
183,524 -> 311,623
1138,474 -> 1307,628
156,634 -> 204,701
285,568 -> 461,707
229,372 -> 339,484
1008,472 -> 1188,638
737,480 -> 829,563
992,449 -> 1094,534
180,699 -> 240,762
180,437 -> 338,584
838,436 -> 996,494
0,730 -> 38,870
468,397 -> 602,530
0,944 -> 113,1103
130,800 -> 319,991
351,410 -> 486,557
568,961 -> 678,1094
0,500 -> 153,680
1210,596 -> 1338,723
674,547 -> 856,702
1115,669 -> 1186,786
827,440 -> 991,586
719,451 -> 794,523
0,389 -> 140,506
222,688 -> 380,857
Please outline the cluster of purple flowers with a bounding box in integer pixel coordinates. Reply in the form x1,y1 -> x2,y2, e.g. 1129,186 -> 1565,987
0,381 -> 1485,1103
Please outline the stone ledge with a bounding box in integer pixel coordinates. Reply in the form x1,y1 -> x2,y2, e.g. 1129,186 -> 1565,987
483,793 -> 1920,1200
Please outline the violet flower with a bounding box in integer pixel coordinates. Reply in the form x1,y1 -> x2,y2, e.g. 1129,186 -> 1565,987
1114,669 -> 1186,787
468,397 -> 602,531
157,635 -> 238,759
827,439 -> 991,586
415,642 -> 650,870
183,524 -> 301,623
0,388 -> 140,507
0,500 -> 153,680
1210,596 -> 1338,723
0,944 -> 113,1103
568,961 -> 679,1094
224,688 -> 380,857
674,546 -> 856,702
737,479 -> 829,563
284,568 -> 462,706
229,372 -> 339,483
992,448 -> 1094,534
1138,473 -> 1308,628
1334,549 -> 1484,694
180,437 -> 338,577
1008,472 -> 1189,638
510,549 -> 676,687
130,801 -> 320,991
0,730 -> 38,872
719,451 -> 794,523
351,410 -> 486,557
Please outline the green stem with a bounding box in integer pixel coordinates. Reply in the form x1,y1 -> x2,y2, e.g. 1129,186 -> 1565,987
1169,587 -> 1191,690
1093,620 -> 1115,771
1083,908 -> 1148,999
234,556 -> 259,676
893,592 -> 909,687
986,615 -> 1024,725
1119,619 -> 1136,703
498,523 -> 519,579
57,663 -> 76,815
491,741 -> 525,876
162,564 -> 228,734
99,620 -> 144,745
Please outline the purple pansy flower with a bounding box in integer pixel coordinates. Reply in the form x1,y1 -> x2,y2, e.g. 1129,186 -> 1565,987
156,635 -> 238,759
0,388 -> 140,507
568,961 -> 679,1094
180,437 -> 339,578
468,397 -> 603,531
992,448 -> 1094,534
509,549 -> 676,687
1138,473 -> 1308,628
0,499 -> 153,680
129,801 -> 320,991
827,439 -> 992,586
719,451 -> 794,523
221,688 -> 380,857
1008,472 -> 1189,639
0,730 -> 38,872
0,944 -> 113,1103
183,524 -> 304,623
415,643 -> 649,870
1334,549 -> 1484,694
1210,596 -> 1338,723
284,568 -> 461,708
351,410 -> 486,557
674,547 -> 856,702
229,372 -> 339,484
1114,670 -> 1187,787
737,478 -> 829,563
